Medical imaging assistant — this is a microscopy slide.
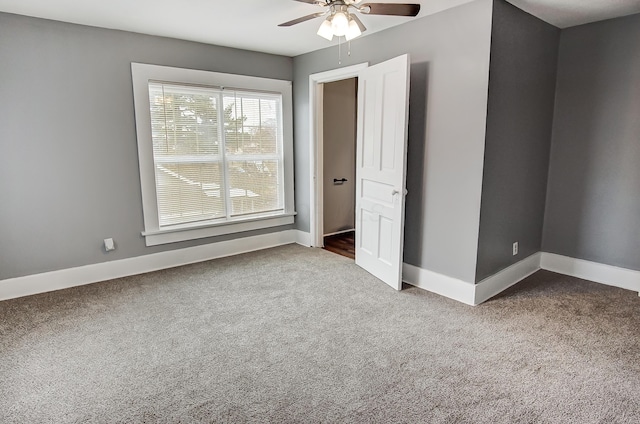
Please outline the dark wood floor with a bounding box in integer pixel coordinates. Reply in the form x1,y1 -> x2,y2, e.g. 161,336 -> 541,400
323,231 -> 355,260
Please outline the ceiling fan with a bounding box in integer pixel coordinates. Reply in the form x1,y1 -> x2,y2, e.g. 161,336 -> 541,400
278,0 -> 421,41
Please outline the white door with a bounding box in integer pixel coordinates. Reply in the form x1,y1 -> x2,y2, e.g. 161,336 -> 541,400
355,54 -> 410,290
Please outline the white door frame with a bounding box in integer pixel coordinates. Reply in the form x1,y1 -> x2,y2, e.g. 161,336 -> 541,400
309,62 -> 369,247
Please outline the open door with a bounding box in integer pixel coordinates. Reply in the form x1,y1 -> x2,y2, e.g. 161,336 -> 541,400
355,54 -> 410,290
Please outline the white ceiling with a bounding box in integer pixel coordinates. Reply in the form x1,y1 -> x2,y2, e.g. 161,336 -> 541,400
0,0 -> 638,56
508,0 -> 640,28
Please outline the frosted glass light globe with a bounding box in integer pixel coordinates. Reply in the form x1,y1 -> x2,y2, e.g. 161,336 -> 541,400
345,19 -> 361,41
317,19 -> 334,40
331,12 -> 349,36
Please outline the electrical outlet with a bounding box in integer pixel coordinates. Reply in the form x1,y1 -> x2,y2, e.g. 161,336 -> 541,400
104,238 -> 116,252
512,242 -> 518,256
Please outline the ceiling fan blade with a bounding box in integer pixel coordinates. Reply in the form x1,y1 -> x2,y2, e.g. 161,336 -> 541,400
360,3 -> 420,16
278,12 -> 325,27
351,14 -> 367,33
293,0 -> 321,4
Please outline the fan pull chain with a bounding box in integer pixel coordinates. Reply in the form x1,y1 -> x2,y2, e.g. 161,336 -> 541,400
348,40 -> 351,57
338,37 -> 342,65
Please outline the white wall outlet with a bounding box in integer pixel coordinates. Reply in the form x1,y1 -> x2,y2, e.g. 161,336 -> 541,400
512,241 -> 518,256
104,238 -> 115,252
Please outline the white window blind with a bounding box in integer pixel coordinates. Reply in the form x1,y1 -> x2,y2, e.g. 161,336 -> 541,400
148,82 -> 285,228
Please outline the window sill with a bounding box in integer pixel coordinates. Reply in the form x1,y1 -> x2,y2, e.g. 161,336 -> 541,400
142,213 -> 296,246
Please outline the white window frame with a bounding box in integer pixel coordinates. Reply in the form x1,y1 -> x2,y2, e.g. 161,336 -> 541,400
131,63 -> 295,246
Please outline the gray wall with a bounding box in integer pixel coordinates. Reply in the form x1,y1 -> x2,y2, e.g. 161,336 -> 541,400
0,13 -> 293,280
542,13 -> 640,271
475,0 -> 560,282
322,79 -> 357,235
294,0 -> 494,283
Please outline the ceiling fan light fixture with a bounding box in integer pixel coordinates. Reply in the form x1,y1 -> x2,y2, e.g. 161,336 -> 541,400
331,11 -> 349,36
317,19 -> 334,40
345,18 -> 361,41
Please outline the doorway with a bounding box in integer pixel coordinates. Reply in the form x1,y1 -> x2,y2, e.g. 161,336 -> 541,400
309,55 -> 411,290
321,78 -> 358,260
309,63 -> 367,249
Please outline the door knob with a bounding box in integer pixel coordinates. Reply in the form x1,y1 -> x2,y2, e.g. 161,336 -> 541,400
391,189 -> 400,195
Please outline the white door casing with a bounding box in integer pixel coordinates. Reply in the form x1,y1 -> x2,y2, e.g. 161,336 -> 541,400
355,54 -> 411,290
308,63 -> 369,248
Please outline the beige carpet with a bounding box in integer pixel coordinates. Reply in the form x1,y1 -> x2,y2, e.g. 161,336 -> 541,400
1,244 -> 639,423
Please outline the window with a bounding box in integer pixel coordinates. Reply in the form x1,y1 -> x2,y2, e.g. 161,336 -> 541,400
131,63 -> 295,246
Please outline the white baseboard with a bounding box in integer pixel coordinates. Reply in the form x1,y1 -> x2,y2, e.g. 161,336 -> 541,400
295,230 -> 312,247
540,252 -> 640,293
5,236 -> 636,305
404,254 -> 542,306
405,252 -> 640,306
0,229 -> 311,302
402,263 -> 476,306
475,253 -> 541,304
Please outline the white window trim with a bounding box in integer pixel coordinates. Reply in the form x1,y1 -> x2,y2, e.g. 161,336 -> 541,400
131,63 -> 295,246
